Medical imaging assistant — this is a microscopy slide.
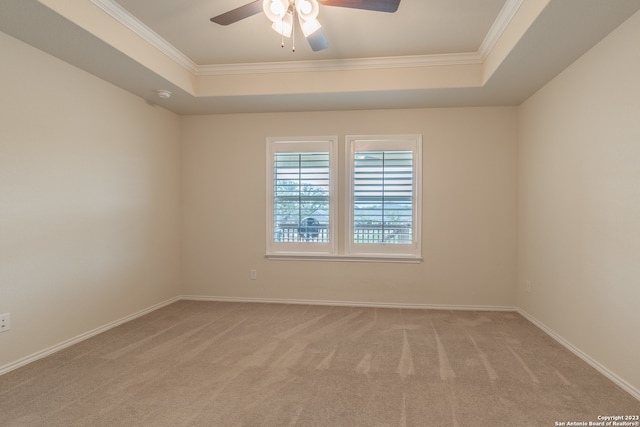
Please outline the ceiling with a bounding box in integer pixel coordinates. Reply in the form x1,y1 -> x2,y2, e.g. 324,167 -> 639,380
1,0 -> 640,115
115,0 -> 508,65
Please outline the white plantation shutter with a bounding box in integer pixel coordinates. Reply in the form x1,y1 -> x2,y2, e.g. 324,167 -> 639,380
347,135 -> 422,258
266,137 -> 337,256
273,152 -> 331,243
353,150 -> 414,244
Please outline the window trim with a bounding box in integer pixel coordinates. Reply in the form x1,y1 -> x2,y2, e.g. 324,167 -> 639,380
345,134 -> 422,260
265,134 -> 423,263
265,136 -> 338,257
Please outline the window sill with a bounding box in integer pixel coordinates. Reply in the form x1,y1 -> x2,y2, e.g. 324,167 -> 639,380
265,254 -> 423,263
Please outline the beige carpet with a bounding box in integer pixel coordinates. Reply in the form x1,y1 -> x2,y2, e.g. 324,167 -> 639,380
1,300 -> 638,426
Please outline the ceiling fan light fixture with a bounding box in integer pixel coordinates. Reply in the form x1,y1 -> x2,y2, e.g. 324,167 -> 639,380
212,0 -> 400,52
263,0 -> 288,22
271,11 -> 293,37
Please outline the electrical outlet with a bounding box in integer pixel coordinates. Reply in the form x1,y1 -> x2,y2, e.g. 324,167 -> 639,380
0,313 -> 10,333
249,269 -> 257,280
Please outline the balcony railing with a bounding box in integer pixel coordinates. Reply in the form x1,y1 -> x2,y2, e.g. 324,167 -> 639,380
276,223 -> 411,244
277,223 -> 329,242
354,223 -> 411,244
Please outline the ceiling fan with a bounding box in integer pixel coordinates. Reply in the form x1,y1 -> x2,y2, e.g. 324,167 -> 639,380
210,0 -> 401,52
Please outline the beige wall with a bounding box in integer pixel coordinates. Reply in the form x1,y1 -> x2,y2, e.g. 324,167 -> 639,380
181,107 -> 518,308
518,10 -> 640,394
0,32 -> 181,368
3,6 -> 638,399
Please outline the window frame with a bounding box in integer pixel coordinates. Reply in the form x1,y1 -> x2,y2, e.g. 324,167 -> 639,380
345,135 -> 422,260
265,134 -> 422,263
266,136 -> 338,257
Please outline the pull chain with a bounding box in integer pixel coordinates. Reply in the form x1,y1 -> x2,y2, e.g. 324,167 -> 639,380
291,8 -> 296,52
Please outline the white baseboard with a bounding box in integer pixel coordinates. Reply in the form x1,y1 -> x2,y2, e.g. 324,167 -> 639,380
3,294 -> 638,403
181,294 -> 517,312
517,308 -> 640,402
0,296 -> 180,376
1,295 -> 510,377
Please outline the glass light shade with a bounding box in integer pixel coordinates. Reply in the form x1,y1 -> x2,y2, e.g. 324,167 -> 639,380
263,0 -> 288,22
271,2 -> 284,15
295,0 -> 319,21
297,0 -> 312,15
300,17 -> 321,37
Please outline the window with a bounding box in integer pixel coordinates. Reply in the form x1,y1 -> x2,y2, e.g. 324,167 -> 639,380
346,135 -> 422,259
266,135 -> 421,262
266,137 -> 337,256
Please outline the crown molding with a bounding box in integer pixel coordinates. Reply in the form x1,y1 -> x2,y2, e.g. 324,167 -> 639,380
195,52 -> 483,76
89,0 -> 198,73
90,0 -> 522,77
478,0 -> 525,60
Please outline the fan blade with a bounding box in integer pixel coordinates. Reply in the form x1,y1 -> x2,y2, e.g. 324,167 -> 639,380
318,0 -> 400,13
210,0 -> 263,25
306,28 -> 329,51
